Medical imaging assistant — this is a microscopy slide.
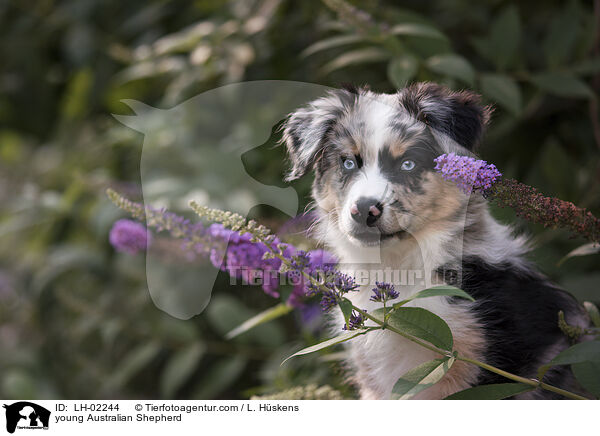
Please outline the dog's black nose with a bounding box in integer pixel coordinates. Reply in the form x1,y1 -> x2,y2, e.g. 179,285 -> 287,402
351,197 -> 383,226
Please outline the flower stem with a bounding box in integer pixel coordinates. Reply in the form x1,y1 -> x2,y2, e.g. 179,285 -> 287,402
458,356 -> 587,400
353,306 -> 587,400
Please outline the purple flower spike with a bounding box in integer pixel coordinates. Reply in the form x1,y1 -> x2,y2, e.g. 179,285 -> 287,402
434,152 -> 502,193
290,250 -> 311,272
320,290 -> 339,312
306,249 -> 338,273
109,219 -> 150,255
342,310 -> 366,330
286,249 -> 339,308
331,272 -> 359,294
370,282 -> 399,303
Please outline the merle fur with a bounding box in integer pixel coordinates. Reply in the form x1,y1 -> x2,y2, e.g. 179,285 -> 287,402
377,140 -> 438,194
442,257 -> 588,398
399,83 -> 492,151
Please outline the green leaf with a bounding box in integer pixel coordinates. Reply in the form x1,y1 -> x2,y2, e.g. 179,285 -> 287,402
391,356 -> 455,399
538,139 -> 577,200
281,330 -> 370,365
480,73 -> 522,116
571,57 -> 600,76
405,285 -> 475,305
225,303 -> 293,340
547,341 -> 600,365
320,48 -> 390,75
584,302 -> 600,328
426,54 -> 475,85
61,67 -> 94,121
387,55 -> 419,88
560,273 -> 600,303
375,307 -> 453,351
338,298 -> 354,328
389,23 -> 448,41
538,341 -> 600,381
471,37 -> 491,66
542,4 -> 579,68
160,343 -> 205,398
192,356 -> 247,399
530,72 -> 593,99
320,0 -> 379,35
572,361 -> 600,398
445,383 -> 533,400
488,6 -> 521,70
103,342 -> 161,393
1,369 -> 37,399
206,295 -> 284,347
301,34 -> 365,58
558,243 -> 600,266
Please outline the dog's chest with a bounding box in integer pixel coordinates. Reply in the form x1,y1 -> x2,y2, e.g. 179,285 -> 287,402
331,277 -> 463,397
329,245 -> 481,398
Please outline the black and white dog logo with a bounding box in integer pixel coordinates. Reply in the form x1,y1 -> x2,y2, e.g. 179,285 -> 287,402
3,402 -> 50,434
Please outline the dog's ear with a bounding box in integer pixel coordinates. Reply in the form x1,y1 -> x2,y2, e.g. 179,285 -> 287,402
281,89 -> 356,181
399,82 -> 492,151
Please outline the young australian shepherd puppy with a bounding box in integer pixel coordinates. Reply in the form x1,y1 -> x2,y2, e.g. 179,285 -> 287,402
281,83 -> 590,399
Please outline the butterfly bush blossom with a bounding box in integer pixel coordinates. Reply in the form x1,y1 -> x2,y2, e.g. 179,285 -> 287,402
433,154 -> 600,242
342,310 -> 366,331
206,223 -> 289,297
109,219 -> 151,254
106,190 -> 341,312
307,270 -> 359,313
490,179 -> 600,243
370,282 -> 399,303
287,249 -> 338,308
434,153 -> 502,193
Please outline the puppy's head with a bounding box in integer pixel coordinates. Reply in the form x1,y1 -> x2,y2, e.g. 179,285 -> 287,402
282,83 -> 491,247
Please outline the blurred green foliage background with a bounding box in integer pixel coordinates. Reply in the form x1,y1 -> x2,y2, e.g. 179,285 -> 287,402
1,0 -> 599,400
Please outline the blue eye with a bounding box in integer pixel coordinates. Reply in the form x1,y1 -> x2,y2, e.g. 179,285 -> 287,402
401,160 -> 415,171
343,158 -> 356,170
